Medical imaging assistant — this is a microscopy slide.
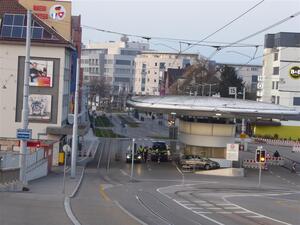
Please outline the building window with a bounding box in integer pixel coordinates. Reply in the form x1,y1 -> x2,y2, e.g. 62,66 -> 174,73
275,81 -> 279,90
271,96 -> 276,104
154,79 -> 157,83
293,97 -> 300,106
251,75 -> 258,83
272,81 -> 275,89
115,59 -> 131,65
251,67 -> 258,71
159,62 -> 165,69
274,52 -> 278,61
155,62 -> 157,66
141,78 -> 145,84
273,67 -> 279,75
277,96 -> 280,104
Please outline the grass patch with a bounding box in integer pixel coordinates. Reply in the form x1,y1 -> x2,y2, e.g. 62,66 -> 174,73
148,135 -> 170,140
117,115 -> 139,128
95,128 -> 124,138
95,115 -> 113,127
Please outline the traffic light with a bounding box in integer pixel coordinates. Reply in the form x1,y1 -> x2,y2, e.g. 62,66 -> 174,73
260,150 -> 266,162
256,149 -> 261,162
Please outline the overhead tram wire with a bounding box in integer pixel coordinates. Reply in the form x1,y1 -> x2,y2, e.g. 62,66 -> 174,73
180,0 -> 265,54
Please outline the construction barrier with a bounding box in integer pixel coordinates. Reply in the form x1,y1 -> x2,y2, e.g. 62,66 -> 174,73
292,144 -> 300,153
255,138 -> 300,147
243,159 -> 268,170
266,157 -> 285,166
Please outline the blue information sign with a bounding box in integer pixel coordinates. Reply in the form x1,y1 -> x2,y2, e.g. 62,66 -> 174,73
17,129 -> 32,140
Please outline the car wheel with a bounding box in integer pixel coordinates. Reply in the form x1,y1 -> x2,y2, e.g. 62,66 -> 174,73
205,164 -> 211,170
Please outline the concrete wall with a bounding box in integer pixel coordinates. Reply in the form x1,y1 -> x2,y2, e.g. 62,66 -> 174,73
179,120 -> 235,147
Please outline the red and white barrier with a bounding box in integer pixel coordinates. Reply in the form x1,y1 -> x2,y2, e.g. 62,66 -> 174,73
255,138 -> 300,147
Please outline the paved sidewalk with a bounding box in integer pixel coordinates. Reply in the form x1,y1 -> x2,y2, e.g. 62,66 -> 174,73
29,166 -> 84,196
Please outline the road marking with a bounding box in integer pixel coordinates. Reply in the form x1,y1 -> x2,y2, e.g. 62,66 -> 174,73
246,215 -> 264,218
198,214 -> 225,225
223,196 -> 292,225
120,169 -> 129,176
194,211 -> 212,214
189,207 -> 203,210
207,207 -> 222,210
224,206 -> 240,210
194,200 -> 207,203
234,211 -> 250,214
200,203 -> 214,207
216,203 -> 234,206
99,185 -> 111,202
219,211 -> 232,214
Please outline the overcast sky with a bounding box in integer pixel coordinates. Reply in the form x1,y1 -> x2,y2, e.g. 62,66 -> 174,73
72,0 -> 300,65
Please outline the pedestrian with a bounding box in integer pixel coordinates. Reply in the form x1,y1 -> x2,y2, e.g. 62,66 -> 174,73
291,162 -> 296,173
273,150 -> 280,158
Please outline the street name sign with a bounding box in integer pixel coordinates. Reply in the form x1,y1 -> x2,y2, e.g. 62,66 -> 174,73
16,129 -> 32,140
229,87 -> 237,95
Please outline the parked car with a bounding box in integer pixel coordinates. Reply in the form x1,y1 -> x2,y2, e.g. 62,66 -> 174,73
180,155 -> 220,170
126,151 -> 142,163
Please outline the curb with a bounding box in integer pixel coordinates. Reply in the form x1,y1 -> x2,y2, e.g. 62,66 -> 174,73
64,166 -> 86,225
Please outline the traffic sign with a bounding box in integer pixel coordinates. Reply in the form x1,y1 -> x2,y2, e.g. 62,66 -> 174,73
16,129 -> 32,140
226,143 -> 239,161
229,87 -> 237,95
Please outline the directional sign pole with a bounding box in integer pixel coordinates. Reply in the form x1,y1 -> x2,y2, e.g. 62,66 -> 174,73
130,138 -> 135,182
19,10 -> 32,188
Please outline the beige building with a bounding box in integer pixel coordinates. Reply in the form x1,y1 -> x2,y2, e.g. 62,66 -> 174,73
134,52 -> 198,95
258,32 -> 300,109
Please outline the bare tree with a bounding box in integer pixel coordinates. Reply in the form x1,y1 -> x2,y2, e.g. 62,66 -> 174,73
87,76 -> 112,109
169,59 -> 220,96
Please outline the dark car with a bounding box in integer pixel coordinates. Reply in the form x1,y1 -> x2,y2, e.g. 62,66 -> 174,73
180,155 -> 220,170
151,141 -> 169,162
126,151 -> 142,163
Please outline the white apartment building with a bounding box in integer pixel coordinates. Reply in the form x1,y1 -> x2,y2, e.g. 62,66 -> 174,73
217,63 -> 262,94
81,38 -> 149,93
258,32 -> 300,109
134,52 -> 198,95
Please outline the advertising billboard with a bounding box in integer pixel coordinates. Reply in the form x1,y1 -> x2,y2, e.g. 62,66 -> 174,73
29,59 -> 53,87
28,94 -> 52,120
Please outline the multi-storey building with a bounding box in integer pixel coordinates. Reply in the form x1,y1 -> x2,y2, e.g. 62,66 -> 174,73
81,38 -> 149,93
134,52 -> 198,95
0,0 -> 85,166
258,32 -> 300,108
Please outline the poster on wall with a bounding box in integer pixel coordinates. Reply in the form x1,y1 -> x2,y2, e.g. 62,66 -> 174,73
29,59 -> 53,87
28,95 -> 52,120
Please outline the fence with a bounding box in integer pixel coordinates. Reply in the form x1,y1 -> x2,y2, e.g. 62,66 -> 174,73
255,138 -> 300,147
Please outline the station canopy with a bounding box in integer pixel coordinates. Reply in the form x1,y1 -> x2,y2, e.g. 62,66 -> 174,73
127,96 -> 300,120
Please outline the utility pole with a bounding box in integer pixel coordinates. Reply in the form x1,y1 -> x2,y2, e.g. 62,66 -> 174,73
19,10 -> 31,187
71,58 -> 80,178
130,138 -> 135,181
241,86 -> 246,134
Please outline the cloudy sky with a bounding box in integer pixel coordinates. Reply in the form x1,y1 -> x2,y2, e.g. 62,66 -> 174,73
72,0 -> 300,65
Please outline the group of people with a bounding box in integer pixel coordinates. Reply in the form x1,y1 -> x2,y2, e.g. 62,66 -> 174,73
137,145 -> 150,162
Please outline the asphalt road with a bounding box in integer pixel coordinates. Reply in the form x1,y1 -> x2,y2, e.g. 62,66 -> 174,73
69,133 -> 300,225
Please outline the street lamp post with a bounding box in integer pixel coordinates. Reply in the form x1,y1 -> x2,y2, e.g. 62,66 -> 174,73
19,10 -> 32,188
130,138 -> 135,181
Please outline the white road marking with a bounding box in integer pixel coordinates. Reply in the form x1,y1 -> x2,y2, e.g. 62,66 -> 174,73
224,206 -> 240,210
189,207 -> 203,210
234,211 -> 250,214
200,203 -> 214,206
198,214 -> 225,225
216,203 -> 234,206
194,211 -> 212,214
219,211 -> 232,214
194,200 -> 207,203
207,207 -> 222,210
120,169 -> 129,176
246,215 -> 264,218
223,195 -> 293,225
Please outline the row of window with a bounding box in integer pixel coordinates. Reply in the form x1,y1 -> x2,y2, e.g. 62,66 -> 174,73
271,96 -> 300,106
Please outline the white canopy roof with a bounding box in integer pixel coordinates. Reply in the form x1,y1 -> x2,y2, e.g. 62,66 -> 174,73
127,96 -> 300,120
